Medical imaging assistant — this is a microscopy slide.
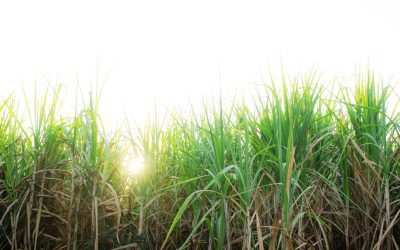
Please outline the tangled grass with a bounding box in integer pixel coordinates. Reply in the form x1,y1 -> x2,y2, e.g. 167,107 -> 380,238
1,70 -> 399,249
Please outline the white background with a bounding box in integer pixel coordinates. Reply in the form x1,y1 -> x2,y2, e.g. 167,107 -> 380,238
1,0 -> 399,127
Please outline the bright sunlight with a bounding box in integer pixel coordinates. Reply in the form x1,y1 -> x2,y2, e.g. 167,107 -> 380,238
123,157 -> 145,178
1,0 -> 400,127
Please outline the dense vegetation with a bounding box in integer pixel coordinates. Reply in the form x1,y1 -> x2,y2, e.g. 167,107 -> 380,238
1,71 -> 399,249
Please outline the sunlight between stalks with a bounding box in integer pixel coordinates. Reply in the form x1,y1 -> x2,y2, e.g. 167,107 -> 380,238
122,156 -> 145,179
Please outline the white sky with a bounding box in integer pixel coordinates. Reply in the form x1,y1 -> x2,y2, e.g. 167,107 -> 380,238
1,0 -> 400,127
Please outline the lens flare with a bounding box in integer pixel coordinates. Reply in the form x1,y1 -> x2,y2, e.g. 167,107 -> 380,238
123,157 -> 145,177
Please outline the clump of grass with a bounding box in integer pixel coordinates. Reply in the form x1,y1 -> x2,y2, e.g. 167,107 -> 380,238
1,69 -> 399,249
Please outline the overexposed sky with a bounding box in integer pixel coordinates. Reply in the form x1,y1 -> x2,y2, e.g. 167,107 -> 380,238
1,0 -> 400,126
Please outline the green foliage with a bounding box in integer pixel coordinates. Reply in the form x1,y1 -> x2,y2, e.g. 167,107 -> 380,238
1,70 -> 399,249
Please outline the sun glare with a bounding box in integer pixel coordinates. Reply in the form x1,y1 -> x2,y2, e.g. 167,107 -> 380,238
123,157 -> 145,178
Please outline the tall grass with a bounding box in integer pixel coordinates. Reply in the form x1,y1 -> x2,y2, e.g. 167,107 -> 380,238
1,70 -> 399,249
